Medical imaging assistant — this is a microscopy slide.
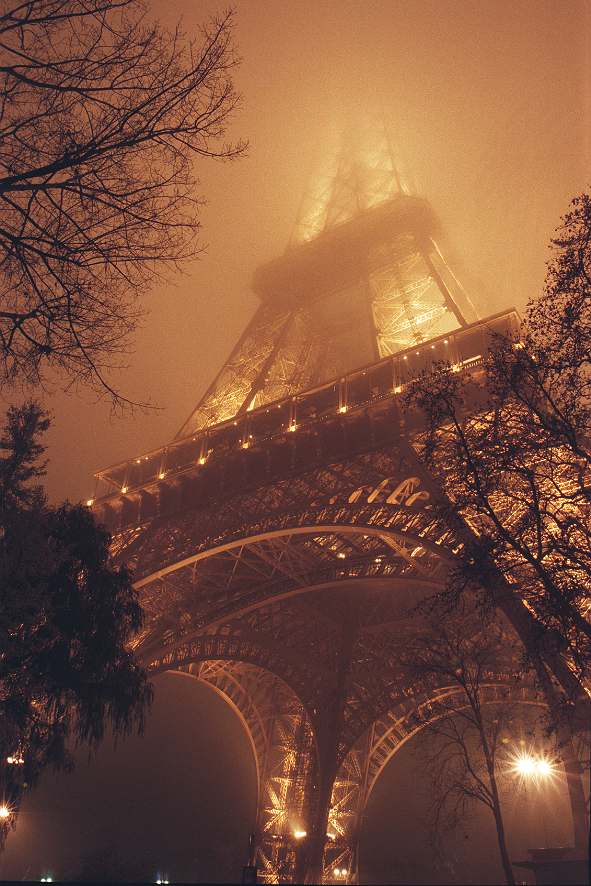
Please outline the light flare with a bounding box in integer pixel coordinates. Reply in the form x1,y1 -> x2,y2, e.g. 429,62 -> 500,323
510,751 -> 557,781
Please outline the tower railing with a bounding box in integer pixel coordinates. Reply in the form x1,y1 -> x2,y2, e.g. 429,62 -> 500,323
92,309 -> 519,508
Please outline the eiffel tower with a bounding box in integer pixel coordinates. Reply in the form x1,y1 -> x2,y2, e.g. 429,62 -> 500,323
92,122 -> 533,883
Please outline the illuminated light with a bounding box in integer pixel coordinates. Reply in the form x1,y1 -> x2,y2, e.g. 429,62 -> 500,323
6,757 -> 13,764
511,750 -> 556,781
121,485 -> 128,494
342,869 -> 348,876
374,557 -> 382,563
336,552 -> 346,559
444,339 -> 449,344
136,458 -> 141,464
513,754 -> 536,776
86,498 -> 94,507
327,832 -> 336,840
242,441 -> 250,449
334,869 -> 340,877
415,351 -> 420,355
394,385 -> 402,394
293,829 -> 307,839
339,405 -> 347,413
289,423 -> 297,433
198,456 -> 206,465
0,805 -> 10,819
158,472 -> 166,480
403,355 -> 407,360
431,344 -> 435,349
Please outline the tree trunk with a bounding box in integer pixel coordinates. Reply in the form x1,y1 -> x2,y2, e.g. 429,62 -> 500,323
491,798 -> 517,886
482,742 -> 516,885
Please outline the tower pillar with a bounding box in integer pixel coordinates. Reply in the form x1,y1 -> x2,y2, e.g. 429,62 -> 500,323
304,611 -> 359,884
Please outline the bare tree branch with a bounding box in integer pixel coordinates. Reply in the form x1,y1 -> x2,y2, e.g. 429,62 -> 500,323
0,0 -> 246,403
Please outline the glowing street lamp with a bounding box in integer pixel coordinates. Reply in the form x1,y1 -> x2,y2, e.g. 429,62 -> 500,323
510,749 -> 558,848
514,754 -> 536,777
536,759 -> 553,778
511,752 -> 556,781
0,804 -> 11,819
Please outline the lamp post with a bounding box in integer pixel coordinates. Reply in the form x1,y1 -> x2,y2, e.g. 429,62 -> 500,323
510,750 -> 589,885
511,751 -> 555,847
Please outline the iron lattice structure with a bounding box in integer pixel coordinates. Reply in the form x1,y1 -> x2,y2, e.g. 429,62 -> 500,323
92,124 -> 541,883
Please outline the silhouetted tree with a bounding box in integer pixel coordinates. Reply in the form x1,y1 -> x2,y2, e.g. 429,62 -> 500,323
403,192 -> 591,849
0,0 -> 245,401
396,611 -> 521,884
0,402 -> 152,850
404,198 -> 591,680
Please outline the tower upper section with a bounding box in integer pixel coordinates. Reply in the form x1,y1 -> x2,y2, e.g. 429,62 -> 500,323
92,119 -> 518,525
290,118 -> 407,245
176,121 -> 476,438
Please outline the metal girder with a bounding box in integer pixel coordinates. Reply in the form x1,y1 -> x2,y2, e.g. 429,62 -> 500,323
92,125 -> 538,883
175,660 -> 316,884
104,422 -> 555,884
323,679 -> 545,883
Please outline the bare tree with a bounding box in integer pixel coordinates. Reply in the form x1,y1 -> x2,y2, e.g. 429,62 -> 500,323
401,193 -> 591,851
0,0 -> 245,401
403,194 -> 591,683
399,612 -> 536,886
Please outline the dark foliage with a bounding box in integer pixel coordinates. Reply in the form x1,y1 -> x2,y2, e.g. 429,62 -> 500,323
0,402 -> 152,849
404,192 -> 591,694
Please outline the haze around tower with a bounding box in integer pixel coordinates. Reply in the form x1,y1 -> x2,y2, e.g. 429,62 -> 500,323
0,2 -> 588,882
9,0 -> 585,510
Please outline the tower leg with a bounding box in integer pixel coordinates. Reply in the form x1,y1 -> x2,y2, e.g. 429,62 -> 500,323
323,724 -> 376,884
303,614 -> 358,884
253,692 -> 316,883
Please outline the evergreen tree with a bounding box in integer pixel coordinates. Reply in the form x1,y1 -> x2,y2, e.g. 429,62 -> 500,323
0,403 -> 152,849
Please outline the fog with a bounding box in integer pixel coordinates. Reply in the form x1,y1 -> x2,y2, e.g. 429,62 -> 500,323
1,0 -> 589,882
9,0 -> 586,506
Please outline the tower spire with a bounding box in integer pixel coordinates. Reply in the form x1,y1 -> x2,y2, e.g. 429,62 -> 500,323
291,115 -> 407,246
